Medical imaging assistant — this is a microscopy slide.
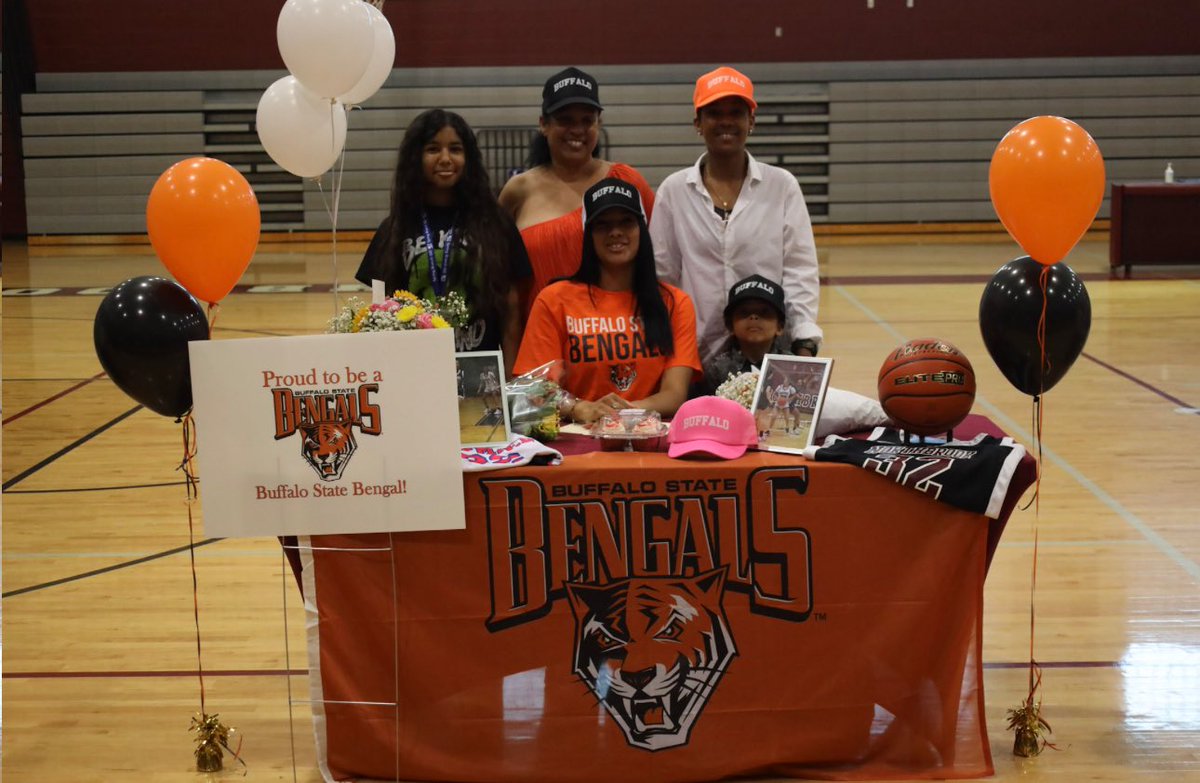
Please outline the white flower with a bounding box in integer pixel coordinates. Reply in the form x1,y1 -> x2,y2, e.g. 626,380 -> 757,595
715,370 -> 759,410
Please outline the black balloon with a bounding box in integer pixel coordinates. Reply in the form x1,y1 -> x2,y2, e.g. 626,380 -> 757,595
979,256 -> 1091,396
94,276 -> 209,417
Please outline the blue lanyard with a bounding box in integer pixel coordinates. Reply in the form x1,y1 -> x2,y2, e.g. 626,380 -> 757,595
420,211 -> 455,297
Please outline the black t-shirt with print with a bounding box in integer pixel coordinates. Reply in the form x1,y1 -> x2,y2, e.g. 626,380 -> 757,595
354,205 -> 532,352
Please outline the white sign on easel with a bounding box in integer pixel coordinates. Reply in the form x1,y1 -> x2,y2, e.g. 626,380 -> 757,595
189,329 -> 465,537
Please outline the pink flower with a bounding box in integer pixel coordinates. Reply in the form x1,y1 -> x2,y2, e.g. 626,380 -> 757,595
415,313 -> 435,329
371,299 -> 401,314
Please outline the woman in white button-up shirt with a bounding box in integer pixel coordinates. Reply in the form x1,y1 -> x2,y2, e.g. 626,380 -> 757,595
650,66 -> 823,366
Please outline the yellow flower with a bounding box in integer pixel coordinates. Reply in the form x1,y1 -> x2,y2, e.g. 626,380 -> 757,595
396,305 -> 419,324
351,306 -> 370,332
430,315 -> 450,329
393,290 -> 419,303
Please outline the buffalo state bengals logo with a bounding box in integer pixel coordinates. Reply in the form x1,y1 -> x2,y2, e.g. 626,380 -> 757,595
271,384 -> 382,481
298,421 -> 356,480
610,362 -> 637,392
481,468 -> 814,752
567,570 -> 736,751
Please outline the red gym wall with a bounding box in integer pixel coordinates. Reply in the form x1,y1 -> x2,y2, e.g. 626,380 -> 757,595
4,0 -> 1198,237
23,0 -> 1200,72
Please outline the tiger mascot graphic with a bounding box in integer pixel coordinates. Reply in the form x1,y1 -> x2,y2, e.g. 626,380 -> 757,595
565,568 -> 736,751
610,362 -> 637,392
298,420 -> 357,481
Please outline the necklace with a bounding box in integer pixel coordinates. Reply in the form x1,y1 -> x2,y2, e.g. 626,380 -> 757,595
702,165 -> 743,214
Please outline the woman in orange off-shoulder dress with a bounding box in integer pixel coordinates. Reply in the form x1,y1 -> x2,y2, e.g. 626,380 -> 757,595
499,66 -> 654,314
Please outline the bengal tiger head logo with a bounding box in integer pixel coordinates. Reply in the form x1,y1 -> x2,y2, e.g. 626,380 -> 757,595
610,363 -> 637,392
566,569 -> 736,751
299,421 -> 356,481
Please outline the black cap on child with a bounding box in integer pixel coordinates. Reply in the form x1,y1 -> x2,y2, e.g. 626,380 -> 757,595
723,274 -> 786,323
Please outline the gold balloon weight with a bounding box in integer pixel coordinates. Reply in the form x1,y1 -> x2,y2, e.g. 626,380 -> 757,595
190,713 -> 245,773
1005,668 -> 1058,758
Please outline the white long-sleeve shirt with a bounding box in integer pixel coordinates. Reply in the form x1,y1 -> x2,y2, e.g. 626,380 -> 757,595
651,152 -> 822,365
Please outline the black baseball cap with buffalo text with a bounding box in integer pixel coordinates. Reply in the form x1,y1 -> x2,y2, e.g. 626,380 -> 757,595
583,178 -> 645,226
542,66 -> 602,116
724,274 -> 786,323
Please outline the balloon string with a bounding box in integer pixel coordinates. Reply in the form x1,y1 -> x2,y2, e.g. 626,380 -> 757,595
1038,265 -> 1051,385
315,116 -> 348,321
1023,475 -> 1056,752
1019,266 -> 1051,513
206,302 -> 221,339
1029,524 -> 1039,693
330,101 -> 349,318
179,413 -> 207,716
1019,394 -> 1042,512
1027,384 -> 1050,740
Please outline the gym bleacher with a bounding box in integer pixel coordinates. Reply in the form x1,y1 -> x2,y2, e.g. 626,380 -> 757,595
19,56 -> 1200,236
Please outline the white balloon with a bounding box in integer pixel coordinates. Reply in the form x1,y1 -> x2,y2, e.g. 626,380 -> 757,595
277,0 -> 374,100
256,76 -> 348,179
337,4 -> 395,106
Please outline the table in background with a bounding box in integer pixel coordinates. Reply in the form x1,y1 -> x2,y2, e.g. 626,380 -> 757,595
296,418 -> 1034,783
1109,182 -> 1200,277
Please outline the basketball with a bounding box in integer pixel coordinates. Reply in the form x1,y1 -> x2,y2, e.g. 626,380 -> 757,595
877,339 -> 976,435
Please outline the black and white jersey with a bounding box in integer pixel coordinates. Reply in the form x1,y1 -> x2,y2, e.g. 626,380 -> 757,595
803,428 -> 1027,519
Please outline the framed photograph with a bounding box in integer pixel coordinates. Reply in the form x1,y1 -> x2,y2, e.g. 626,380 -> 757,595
751,355 -> 834,453
455,351 -> 512,448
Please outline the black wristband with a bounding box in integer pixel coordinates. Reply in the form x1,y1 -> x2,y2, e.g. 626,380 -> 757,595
792,338 -> 819,356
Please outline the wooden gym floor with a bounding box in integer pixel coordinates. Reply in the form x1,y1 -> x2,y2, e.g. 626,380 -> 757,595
3,232 -> 1199,782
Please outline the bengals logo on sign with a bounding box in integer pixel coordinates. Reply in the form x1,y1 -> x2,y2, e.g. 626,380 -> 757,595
298,421 -> 356,481
567,570 -> 736,751
271,384 -> 382,481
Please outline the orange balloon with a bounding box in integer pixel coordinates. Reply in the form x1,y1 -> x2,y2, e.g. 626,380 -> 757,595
146,157 -> 261,304
988,116 -> 1105,266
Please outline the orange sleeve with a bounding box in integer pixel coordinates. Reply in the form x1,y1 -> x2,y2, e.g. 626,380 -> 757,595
665,286 -> 702,377
513,288 -> 566,378
610,163 -> 655,221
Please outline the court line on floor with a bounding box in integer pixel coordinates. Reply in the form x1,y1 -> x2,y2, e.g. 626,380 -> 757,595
0,660 -> 1115,680
1081,351 -> 1193,409
10,270 -> 1172,297
2,371 -> 108,424
4,548 -> 279,559
3,668 -> 309,679
996,538 -> 1150,548
2,538 -> 223,598
5,480 -> 190,493
2,311 -> 294,337
2,404 -> 144,491
834,284 -> 1200,584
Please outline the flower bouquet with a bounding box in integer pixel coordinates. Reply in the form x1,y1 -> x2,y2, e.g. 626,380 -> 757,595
328,290 -> 469,334
505,360 -> 574,442
715,370 -> 760,410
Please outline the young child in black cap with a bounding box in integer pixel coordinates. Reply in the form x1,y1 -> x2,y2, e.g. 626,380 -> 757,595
700,274 -> 793,395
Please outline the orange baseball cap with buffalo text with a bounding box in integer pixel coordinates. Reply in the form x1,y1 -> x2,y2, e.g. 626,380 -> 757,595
693,66 -> 757,112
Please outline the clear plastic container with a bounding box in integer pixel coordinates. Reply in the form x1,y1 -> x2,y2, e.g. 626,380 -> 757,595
591,410 -> 667,451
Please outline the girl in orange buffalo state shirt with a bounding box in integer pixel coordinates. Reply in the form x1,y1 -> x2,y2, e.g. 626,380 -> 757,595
514,179 -> 700,425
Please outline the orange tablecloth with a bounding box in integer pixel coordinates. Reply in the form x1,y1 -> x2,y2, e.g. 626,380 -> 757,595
297,437 -> 1033,782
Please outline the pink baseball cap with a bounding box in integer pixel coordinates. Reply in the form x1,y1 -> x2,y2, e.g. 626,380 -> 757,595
668,396 -> 758,460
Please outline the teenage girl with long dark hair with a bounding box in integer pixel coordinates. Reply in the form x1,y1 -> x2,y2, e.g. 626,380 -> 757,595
356,109 -> 531,370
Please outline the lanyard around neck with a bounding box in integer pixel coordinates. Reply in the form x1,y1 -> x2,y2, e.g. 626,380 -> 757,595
420,210 -> 456,297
